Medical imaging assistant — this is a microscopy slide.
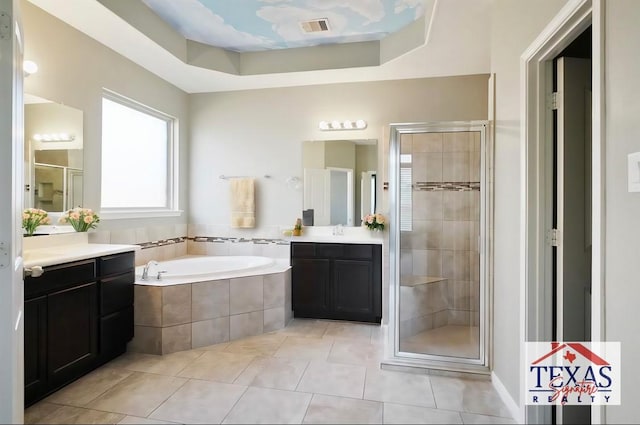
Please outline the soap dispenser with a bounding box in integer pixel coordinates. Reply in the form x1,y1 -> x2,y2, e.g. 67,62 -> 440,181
292,218 -> 302,236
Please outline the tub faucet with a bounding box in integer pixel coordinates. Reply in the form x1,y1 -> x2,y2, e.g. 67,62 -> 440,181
142,260 -> 158,281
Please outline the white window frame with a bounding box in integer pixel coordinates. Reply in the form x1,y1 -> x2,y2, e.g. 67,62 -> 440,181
100,89 -> 181,219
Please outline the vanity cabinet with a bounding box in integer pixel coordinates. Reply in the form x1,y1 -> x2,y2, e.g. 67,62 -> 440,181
291,242 -> 382,323
24,251 -> 135,406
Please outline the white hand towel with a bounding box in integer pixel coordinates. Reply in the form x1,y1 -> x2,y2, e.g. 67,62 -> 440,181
230,178 -> 255,228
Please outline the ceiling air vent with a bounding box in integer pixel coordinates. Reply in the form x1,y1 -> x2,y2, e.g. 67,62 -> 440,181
300,18 -> 330,34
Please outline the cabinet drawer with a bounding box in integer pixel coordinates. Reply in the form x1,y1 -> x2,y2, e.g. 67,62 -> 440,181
344,244 -> 373,259
25,260 -> 96,299
99,252 -> 135,278
316,244 -> 344,258
291,242 -> 316,258
101,272 -> 134,316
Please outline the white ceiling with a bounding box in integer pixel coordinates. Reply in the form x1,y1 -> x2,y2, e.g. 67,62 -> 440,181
27,0 -> 492,94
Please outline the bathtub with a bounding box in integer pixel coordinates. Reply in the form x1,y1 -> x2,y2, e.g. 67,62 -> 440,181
135,255 -> 279,285
131,254 -> 292,355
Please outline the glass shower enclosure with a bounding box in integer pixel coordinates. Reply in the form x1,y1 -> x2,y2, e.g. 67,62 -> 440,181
388,121 -> 490,371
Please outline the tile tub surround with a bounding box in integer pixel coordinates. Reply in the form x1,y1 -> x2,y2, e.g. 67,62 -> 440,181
131,270 -> 292,355
25,319 -> 515,425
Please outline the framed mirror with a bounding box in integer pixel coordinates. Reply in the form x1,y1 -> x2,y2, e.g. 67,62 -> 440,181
302,139 -> 377,226
24,94 -> 84,212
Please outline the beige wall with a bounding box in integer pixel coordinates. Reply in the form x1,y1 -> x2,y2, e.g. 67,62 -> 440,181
22,1 -> 189,232
490,0 -> 568,407
189,75 -> 488,234
604,1 -> 640,422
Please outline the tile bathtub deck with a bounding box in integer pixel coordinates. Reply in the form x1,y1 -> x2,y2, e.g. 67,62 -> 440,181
25,319 -> 515,425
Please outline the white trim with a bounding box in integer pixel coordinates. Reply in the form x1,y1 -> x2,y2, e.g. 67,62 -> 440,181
520,0 -> 603,423
99,209 -> 183,220
590,1 -> 606,423
492,371 -> 523,424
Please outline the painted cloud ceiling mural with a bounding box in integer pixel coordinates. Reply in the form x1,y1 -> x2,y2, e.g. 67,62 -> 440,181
142,0 -> 424,52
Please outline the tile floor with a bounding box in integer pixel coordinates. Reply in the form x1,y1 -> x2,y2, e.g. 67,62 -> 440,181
400,325 -> 480,359
25,319 -> 515,424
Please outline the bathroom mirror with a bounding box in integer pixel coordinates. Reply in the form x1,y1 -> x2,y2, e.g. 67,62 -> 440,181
302,139 -> 378,226
24,94 -> 84,212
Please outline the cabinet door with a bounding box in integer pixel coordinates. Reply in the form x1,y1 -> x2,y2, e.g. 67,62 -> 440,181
333,259 -> 376,322
24,296 -> 47,405
291,258 -> 330,318
47,282 -> 98,387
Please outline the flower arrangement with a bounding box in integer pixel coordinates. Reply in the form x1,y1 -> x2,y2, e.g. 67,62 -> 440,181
363,213 -> 386,231
59,207 -> 100,232
22,208 -> 50,236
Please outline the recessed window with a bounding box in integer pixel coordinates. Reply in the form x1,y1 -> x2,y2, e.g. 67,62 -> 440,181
100,90 -> 180,218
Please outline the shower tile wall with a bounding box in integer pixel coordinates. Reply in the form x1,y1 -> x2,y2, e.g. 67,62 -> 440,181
400,132 -> 481,338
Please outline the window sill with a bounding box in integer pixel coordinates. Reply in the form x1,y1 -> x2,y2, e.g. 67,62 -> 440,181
99,209 -> 183,220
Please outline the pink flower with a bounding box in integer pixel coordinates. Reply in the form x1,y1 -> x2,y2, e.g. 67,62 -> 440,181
70,212 -> 80,220
375,213 -> 385,224
367,216 -> 374,224
58,216 -> 67,224
84,216 -> 94,224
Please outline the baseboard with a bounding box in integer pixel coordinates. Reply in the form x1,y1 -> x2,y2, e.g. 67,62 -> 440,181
491,371 -> 524,424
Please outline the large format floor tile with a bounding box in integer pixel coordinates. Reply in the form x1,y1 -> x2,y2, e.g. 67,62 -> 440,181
117,416 -> 178,424
363,369 -> 436,408
296,361 -> 366,399
302,394 -> 382,424
25,403 -> 125,424
106,350 -> 204,376
24,319 -> 515,425
223,333 -> 287,356
222,387 -> 312,424
43,368 -> 133,407
327,340 -> 384,368
323,321 -> 375,341
430,375 -> 512,418
87,372 -> 187,417
383,402 -> 463,424
234,356 -> 309,391
274,336 -> 334,361
149,379 -> 247,424
177,351 -> 255,383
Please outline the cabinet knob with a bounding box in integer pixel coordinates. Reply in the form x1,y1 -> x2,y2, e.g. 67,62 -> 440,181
24,266 -> 44,278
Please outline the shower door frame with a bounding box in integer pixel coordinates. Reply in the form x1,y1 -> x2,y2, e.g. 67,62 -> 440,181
387,120 -> 493,373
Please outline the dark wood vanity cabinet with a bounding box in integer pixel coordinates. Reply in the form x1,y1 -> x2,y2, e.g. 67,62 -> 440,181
24,251 -> 135,406
291,242 -> 382,323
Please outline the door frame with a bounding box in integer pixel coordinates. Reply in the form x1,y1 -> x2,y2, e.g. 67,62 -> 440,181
386,120 -> 493,374
0,0 -> 25,422
520,0 -> 605,423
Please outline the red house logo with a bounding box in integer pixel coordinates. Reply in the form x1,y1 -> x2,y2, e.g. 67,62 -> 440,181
525,342 -> 620,405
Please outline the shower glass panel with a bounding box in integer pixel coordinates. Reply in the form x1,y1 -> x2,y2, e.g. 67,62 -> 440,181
392,123 -> 486,365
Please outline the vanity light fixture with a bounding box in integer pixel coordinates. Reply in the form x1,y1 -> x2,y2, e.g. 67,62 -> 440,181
23,60 -> 38,77
33,133 -> 75,142
318,119 -> 367,131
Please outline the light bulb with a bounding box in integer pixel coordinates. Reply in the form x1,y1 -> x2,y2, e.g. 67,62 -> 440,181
355,119 -> 367,129
23,60 -> 38,76
319,121 -> 330,130
343,120 -> 354,129
331,120 -> 341,129
33,134 -> 42,141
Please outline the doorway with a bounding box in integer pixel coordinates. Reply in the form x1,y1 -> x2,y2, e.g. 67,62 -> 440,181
521,1 -> 603,423
552,26 -> 593,424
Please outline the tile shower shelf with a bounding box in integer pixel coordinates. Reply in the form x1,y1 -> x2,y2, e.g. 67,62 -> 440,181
400,275 -> 448,287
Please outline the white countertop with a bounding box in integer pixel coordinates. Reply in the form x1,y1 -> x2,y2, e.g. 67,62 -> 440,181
24,236 -> 139,268
284,226 -> 384,245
